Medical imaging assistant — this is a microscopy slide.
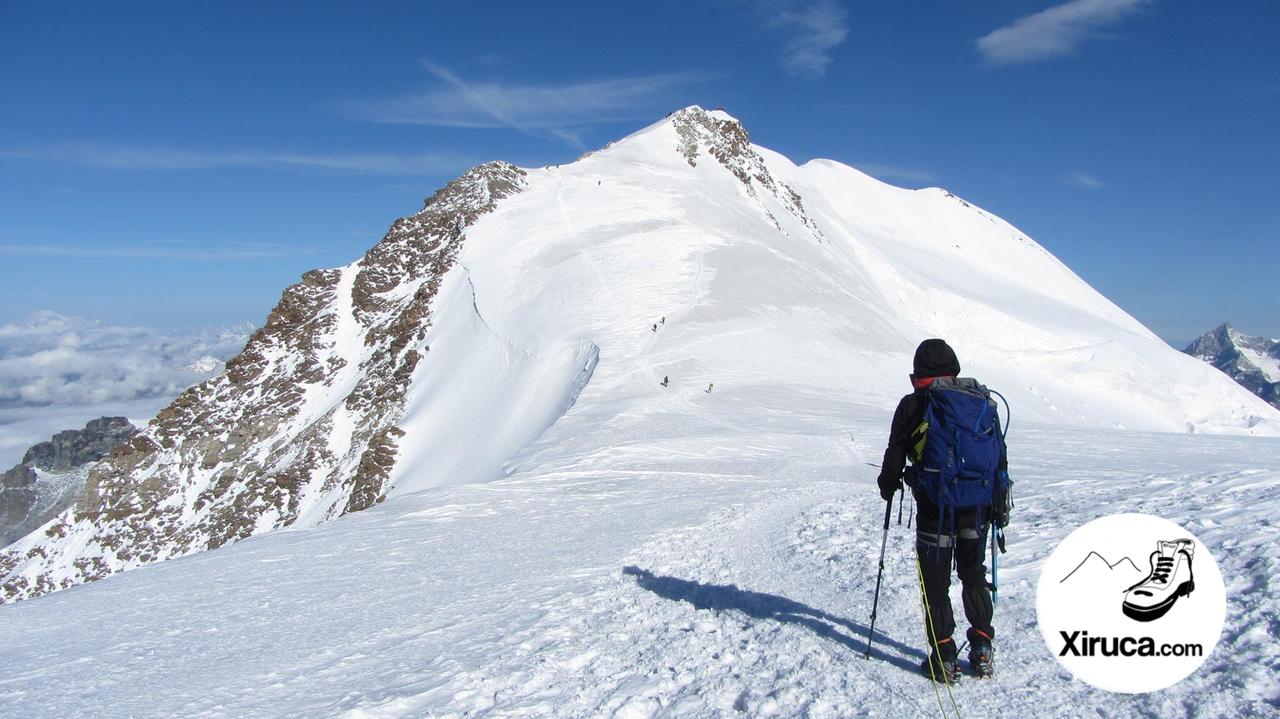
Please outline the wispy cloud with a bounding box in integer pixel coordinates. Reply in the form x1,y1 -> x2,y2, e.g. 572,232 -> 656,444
1062,171 -> 1107,189
341,62 -> 708,147
0,144 -> 472,175
0,241 -> 301,261
855,162 -> 937,185
768,0 -> 849,78
977,0 -> 1153,66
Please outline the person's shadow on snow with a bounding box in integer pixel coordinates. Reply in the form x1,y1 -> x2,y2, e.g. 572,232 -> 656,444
623,566 -> 921,674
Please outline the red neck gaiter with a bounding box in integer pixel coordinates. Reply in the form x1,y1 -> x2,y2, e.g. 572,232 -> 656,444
911,374 -> 955,390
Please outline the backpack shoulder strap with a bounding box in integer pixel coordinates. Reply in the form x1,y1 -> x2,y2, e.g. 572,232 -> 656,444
906,389 -> 932,464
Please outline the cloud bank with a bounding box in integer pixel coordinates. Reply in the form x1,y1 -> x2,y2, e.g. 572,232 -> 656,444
0,312 -> 253,467
0,312 -> 251,407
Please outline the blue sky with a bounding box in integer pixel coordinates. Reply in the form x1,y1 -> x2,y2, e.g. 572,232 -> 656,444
2,0 -> 1277,345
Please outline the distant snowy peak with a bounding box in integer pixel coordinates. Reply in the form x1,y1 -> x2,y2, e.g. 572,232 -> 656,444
1184,323 -> 1280,408
180,356 -> 223,374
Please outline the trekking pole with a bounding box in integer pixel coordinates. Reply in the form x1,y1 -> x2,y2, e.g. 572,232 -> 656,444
864,495 -> 894,658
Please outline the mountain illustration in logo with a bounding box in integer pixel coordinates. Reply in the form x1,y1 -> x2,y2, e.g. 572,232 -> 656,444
1059,551 -> 1145,586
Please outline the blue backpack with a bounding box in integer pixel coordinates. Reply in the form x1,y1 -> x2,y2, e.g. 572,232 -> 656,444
905,377 -> 1010,530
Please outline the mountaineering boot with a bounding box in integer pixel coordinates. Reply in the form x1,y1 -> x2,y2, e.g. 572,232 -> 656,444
1122,539 -> 1195,623
921,653 -> 960,684
920,642 -> 960,684
968,633 -> 995,678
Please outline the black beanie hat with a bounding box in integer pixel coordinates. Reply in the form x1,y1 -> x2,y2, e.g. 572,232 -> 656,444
913,339 -> 960,377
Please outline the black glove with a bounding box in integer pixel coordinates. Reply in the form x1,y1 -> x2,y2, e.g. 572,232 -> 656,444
878,475 -> 901,502
993,477 -> 1013,528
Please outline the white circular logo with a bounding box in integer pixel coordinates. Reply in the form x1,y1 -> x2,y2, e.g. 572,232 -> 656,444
1036,513 -> 1225,693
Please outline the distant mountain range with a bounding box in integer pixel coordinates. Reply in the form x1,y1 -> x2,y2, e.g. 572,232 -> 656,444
1184,324 -> 1280,409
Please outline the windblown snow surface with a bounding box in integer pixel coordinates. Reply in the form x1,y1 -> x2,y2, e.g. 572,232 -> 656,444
1,108 -> 1278,717
2,397 -> 1278,718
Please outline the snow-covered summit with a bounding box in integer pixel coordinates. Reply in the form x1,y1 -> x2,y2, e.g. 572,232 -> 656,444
2,106 -> 1277,604
179,356 -> 222,374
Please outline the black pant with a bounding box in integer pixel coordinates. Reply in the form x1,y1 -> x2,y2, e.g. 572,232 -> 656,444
914,495 -> 994,658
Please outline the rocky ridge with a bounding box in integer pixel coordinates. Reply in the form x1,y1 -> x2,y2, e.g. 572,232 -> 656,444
1184,323 -> 1280,409
0,417 -> 137,547
670,107 -> 823,241
0,162 -> 527,602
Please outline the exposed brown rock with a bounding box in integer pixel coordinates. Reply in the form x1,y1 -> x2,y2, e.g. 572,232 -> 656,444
670,107 -> 823,241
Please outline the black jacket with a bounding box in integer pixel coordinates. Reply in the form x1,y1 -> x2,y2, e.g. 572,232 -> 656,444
877,389 -> 929,496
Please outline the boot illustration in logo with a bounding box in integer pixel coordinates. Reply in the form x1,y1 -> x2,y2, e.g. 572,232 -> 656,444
1122,539 -> 1195,622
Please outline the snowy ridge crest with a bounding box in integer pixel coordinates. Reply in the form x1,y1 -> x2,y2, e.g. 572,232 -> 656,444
0,162 -> 527,603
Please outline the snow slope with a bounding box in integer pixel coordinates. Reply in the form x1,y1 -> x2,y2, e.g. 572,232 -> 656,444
1243,346 -> 1280,384
3,105 -> 1277,605
1,387 -> 1276,717
390,105 -> 1277,496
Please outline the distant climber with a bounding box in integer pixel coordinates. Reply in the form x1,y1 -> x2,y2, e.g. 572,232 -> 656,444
705,383 -> 714,394
661,376 -> 669,387
661,316 -> 666,325
651,323 -> 658,332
